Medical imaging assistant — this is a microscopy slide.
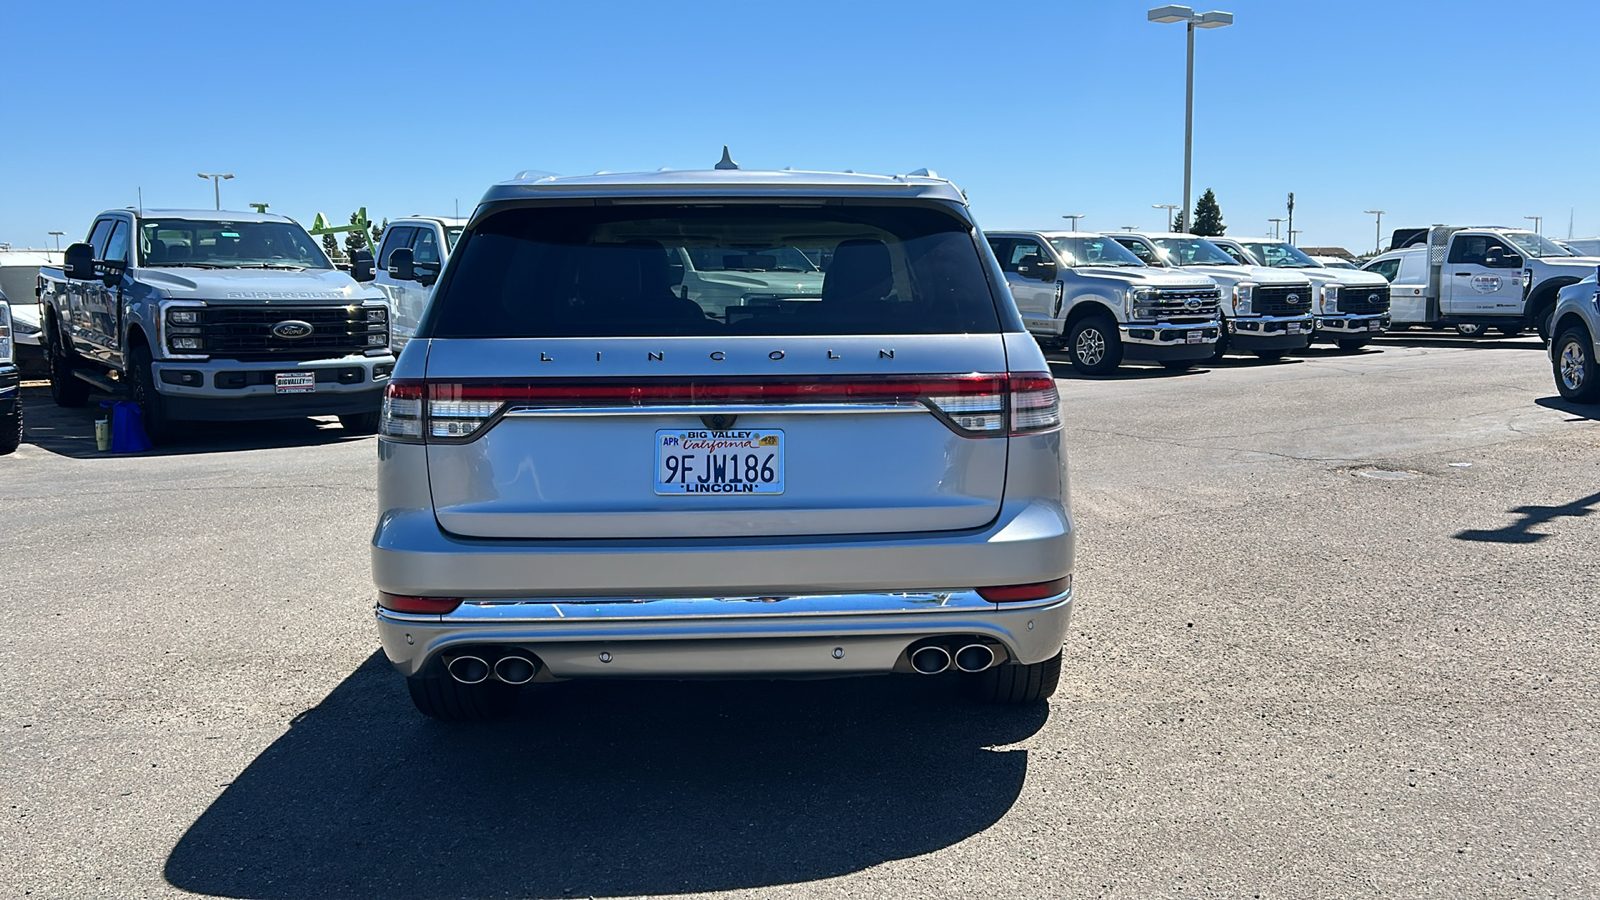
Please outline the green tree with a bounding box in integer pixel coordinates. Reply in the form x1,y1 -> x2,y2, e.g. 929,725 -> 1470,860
343,211 -> 369,256
320,231 -> 346,262
372,218 -> 388,246
1192,189 -> 1225,236
1171,210 -> 1186,232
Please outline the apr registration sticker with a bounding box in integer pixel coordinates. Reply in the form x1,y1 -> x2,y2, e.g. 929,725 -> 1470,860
656,430 -> 784,495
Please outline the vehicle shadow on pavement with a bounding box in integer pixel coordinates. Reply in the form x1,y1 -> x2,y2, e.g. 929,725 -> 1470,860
164,652 -> 1046,899
16,385 -> 367,458
1373,333 -> 1544,351
1534,396 -> 1600,422
1454,488 -> 1600,544
1044,358 -> 1210,380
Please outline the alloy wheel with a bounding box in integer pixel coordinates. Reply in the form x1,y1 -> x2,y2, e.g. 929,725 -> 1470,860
1560,341 -> 1587,391
1075,328 -> 1106,366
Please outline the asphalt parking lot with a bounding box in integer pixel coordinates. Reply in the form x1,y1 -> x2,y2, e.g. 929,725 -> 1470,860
2,332 -> 1597,899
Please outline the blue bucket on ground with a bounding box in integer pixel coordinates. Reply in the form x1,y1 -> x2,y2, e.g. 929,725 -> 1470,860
101,400 -> 152,453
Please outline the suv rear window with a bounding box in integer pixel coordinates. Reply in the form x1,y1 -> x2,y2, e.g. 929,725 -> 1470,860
422,204 -> 1002,337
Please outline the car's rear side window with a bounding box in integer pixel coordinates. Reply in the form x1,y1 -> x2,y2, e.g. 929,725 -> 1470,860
423,204 -> 1002,337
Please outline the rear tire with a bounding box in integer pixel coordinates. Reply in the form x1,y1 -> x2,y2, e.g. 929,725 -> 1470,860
1553,327 -> 1600,403
129,345 -> 178,446
0,404 -> 20,455
406,674 -> 517,721
974,650 -> 1062,705
339,410 -> 381,434
1335,338 -> 1370,352
1534,305 -> 1556,345
1066,315 -> 1123,375
47,330 -> 90,408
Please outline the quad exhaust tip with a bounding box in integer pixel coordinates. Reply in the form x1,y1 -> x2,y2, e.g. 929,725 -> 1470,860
954,643 -> 997,673
910,645 -> 952,675
493,655 -> 538,685
446,655 -> 490,684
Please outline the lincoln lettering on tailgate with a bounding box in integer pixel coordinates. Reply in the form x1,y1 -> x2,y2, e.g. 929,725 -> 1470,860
656,430 -> 784,495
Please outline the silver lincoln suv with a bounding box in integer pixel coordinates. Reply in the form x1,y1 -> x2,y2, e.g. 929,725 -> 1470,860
372,160 -> 1075,719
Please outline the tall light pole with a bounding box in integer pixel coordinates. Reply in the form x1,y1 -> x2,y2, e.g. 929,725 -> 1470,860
1148,5 -> 1234,234
197,173 -> 234,210
1524,215 -> 1543,236
1153,204 -> 1180,230
48,231 -> 65,253
1062,214 -> 1086,231
1364,210 -> 1384,254
1268,218 -> 1284,239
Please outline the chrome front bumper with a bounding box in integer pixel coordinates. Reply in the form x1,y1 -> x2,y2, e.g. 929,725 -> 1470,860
1117,319 -> 1220,347
375,587 -> 1074,679
1229,314 -> 1313,335
1314,313 -> 1390,335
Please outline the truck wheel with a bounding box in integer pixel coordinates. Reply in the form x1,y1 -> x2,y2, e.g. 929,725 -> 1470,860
0,404 -> 20,455
1534,307 -> 1556,345
1336,338 -> 1370,352
1553,328 -> 1600,403
129,345 -> 178,445
1455,323 -> 1484,337
973,650 -> 1061,705
1066,315 -> 1123,375
339,410 -> 381,434
46,335 -> 90,408
406,674 -> 516,721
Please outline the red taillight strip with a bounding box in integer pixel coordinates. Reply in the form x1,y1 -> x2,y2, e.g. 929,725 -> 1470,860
378,592 -> 463,615
426,374 -> 1008,405
977,576 -> 1071,602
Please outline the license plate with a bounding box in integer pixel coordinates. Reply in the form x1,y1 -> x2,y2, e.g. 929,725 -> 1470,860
1288,323 -> 1303,334
656,429 -> 783,495
1186,330 -> 1203,344
275,372 -> 315,394
1369,321 -> 1383,331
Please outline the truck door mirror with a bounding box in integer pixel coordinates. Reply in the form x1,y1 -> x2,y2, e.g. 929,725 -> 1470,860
388,248 -> 415,281
414,261 -> 441,287
350,248 -> 376,282
64,243 -> 96,281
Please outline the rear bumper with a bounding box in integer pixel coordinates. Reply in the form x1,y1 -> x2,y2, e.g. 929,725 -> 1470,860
375,587 -> 1074,678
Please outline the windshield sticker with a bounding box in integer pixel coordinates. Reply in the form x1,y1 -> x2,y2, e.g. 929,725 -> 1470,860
1471,275 -> 1502,293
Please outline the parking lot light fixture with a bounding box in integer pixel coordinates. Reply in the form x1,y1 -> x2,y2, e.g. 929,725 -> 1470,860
1268,217 -> 1284,239
48,231 -> 65,253
1062,214 -> 1086,231
1121,225 -> 1139,232
1525,215 -> 1543,236
197,173 -> 234,210
1153,204 -> 1180,229
1364,210 -> 1385,253
1148,6 -> 1233,234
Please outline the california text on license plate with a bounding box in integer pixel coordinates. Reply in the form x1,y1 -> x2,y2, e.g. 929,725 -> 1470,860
656,429 -> 784,495
275,372 -> 315,394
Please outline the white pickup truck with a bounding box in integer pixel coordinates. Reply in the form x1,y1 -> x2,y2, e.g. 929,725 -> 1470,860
1210,237 -> 1390,351
371,216 -> 465,353
1109,232 -> 1315,361
984,231 -> 1220,374
1549,267 -> 1600,402
1361,226 -> 1599,341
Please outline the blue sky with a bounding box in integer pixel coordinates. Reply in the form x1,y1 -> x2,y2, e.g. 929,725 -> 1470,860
3,0 -> 1598,254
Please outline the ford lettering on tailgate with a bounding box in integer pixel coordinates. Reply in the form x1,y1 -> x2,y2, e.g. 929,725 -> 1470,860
655,430 -> 784,495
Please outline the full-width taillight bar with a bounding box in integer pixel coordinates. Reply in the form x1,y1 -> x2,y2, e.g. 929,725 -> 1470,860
380,373 -> 1061,443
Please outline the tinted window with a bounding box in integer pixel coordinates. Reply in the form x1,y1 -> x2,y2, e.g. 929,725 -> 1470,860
379,226 -> 417,268
1364,258 -> 1401,282
1447,236 -> 1512,266
87,219 -> 115,259
104,221 -> 131,264
1217,244 -> 1250,264
426,204 -> 1002,338
1114,237 -> 1162,266
412,227 -> 443,265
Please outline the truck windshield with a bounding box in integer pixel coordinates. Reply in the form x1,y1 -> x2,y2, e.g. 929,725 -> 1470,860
137,220 -> 332,269
1502,231 -> 1574,259
1047,236 -> 1145,267
1239,241 -> 1320,268
1150,237 -> 1239,266
685,246 -> 819,273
